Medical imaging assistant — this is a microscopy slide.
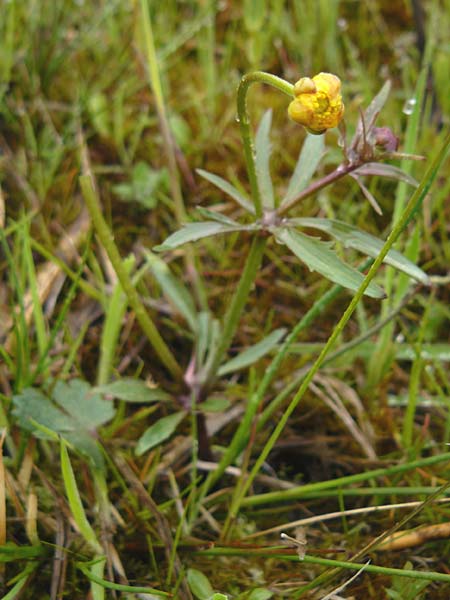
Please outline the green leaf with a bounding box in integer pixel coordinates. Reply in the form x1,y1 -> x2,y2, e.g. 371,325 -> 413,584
289,218 -> 429,284
187,568 -> 215,600
60,441 -> 103,554
196,169 -> 254,213
274,228 -> 385,298
255,109 -> 274,209
195,207 -> 240,226
135,411 -> 186,456
282,133 -> 325,206
144,250 -> 198,331
200,397 -> 231,412
93,378 -> 171,403
154,221 -> 256,252
354,163 -> 418,186
218,328 -> 287,376
12,380 -> 115,469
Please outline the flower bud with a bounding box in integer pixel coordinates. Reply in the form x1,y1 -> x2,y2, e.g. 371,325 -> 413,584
288,72 -> 345,135
373,126 -> 399,152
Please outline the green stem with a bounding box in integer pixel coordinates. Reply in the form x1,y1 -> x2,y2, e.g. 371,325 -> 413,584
237,71 -> 293,217
225,131 -> 450,519
80,175 -> 182,380
207,235 -> 267,380
204,71 -> 293,370
194,548 -> 450,585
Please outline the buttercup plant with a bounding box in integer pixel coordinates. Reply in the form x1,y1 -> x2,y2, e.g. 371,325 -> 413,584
155,70 -> 427,403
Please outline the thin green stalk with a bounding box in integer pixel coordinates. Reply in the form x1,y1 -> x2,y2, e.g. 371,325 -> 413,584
240,452 -> 450,509
258,285 -> 418,430
205,71 -> 294,375
77,562 -> 170,596
80,175 -> 182,379
237,71 -> 293,217
402,290 -> 433,448
294,479 -> 450,597
226,132 -> 450,518
194,547 -> 450,585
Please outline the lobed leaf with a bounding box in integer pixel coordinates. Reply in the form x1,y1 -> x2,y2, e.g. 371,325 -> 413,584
289,218 -> 429,284
274,228 -> 386,298
12,380 -> 115,469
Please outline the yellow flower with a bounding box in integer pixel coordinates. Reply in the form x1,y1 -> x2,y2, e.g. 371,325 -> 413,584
288,72 -> 344,135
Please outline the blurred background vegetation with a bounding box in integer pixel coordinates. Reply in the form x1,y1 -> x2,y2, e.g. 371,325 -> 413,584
0,0 -> 449,598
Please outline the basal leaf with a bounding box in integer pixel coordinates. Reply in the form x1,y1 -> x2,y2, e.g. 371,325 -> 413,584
154,221 -> 256,252
290,218 -> 429,284
144,250 -> 198,331
218,328 -> 287,376
93,378 -> 171,403
53,380 -> 115,430
135,411 -> 186,456
282,133 -> 325,206
274,228 -> 385,298
187,568 -> 215,600
12,380 -> 114,468
255,109 -> 275,209
196,169 -> 254,213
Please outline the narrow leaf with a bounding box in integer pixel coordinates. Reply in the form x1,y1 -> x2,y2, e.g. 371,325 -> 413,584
154,222 -> 256,252
196,169 -> 254,213
195,207 -> 240,226
144,250 -> 198,331
255,109 -> 274,209
218,328 -> 287,376
350,173 -> 383,215
135,411 -> 186,456
282,134 -> 325,206
93,378 -> 171,403
60,441 -> 102,554
356,80 -> 391,137
275,228 -> 385,298
354,163 -> 418,186
290,218 -> 429,284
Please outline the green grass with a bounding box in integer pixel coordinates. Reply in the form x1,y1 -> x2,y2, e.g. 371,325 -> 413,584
0,1 -> 449,598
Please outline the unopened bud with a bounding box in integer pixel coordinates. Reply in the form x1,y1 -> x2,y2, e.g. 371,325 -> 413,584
288,72 -> 345,135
